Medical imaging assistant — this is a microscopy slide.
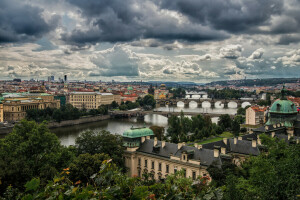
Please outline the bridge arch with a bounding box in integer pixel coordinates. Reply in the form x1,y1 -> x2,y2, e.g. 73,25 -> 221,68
202,101 -> 211,108
228,101 -> 238,108
189,101 -> 198,108
214,101 -> 224,108
177,101 -> 184,107
241,102 -> 251,108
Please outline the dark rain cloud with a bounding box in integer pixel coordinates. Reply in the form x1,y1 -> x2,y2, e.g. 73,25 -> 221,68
62,0 -> 229,46
160,0 -> 283,33
0,0 -> 59,43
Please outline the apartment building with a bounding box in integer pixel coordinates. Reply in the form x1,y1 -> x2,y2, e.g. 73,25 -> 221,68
0,104 -> 3,122
246,105 -> 267,125
69,92 -> 121,110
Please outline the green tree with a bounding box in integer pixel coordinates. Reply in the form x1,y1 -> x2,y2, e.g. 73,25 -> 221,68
0,120 -> 74,193
110,101 -> 119,109
149,126 -> 165,140
75,130 -> 124,168
218,114 -> 232,130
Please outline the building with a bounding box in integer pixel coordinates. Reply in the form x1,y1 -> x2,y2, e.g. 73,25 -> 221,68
0,93 -> 60,122
154,84 -> 170,100
0,103 -> 3,122
123,127 -> 261,181
246,105 -> 267,125
69,92 -> 121,110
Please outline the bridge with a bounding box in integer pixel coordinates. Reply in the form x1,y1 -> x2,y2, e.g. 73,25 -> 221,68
156,98 -> 260,108
109,110 -> 235,119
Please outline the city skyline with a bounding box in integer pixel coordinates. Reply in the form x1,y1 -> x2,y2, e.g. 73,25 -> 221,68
0,0 -> 300,82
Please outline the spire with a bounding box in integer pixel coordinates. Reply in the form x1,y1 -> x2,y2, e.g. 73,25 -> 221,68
280,84 -> 287,100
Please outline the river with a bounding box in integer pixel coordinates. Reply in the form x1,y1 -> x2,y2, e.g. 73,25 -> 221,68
53,106 -> 237,146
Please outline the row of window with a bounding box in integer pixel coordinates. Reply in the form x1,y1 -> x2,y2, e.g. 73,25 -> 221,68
138,158 -> 200,180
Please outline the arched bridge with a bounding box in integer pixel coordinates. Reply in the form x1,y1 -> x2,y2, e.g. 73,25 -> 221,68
156,98 -> 259,108
109,110 -> 235,119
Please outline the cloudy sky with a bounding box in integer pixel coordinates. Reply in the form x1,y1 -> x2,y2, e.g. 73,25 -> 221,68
0,0 -> 300,82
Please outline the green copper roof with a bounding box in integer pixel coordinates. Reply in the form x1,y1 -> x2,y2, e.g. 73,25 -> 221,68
127,86 -> 133,90
269,100 -> 297,114
123,127 -> 154,138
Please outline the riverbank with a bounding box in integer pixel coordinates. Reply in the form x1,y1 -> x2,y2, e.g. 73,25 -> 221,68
0,115 -> 111,135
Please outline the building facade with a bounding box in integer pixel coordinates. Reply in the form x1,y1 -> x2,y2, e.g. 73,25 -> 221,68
246,105 -> 267,125
0,93 -> 60,122
69,92 -> 121,110
0,104 -> 3,122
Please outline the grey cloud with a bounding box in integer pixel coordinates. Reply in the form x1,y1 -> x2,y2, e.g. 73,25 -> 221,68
249,48 -> 264,59
277,34 -> 300,45
160,0 -> 283,33
62,0 -> 229,46
0,0 -> 59,43
220,45 -> 243,59
163,69 -> 174,74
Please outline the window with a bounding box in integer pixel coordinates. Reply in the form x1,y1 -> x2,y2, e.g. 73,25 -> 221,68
192,171 -> 196,180
183,168 -> 186,177
174,166 -> 177,173
183,155 -> 186,160
138,158 -> 141,166
145,159 -> 148,168
166,165 -> 169,173
138,170 -> 141,177
151,161 -> 155,169
158,163 -> 162,171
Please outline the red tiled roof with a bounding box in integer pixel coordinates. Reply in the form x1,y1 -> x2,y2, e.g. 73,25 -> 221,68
251,105 -> 267,112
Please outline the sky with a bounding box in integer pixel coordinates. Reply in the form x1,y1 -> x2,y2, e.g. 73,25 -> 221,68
0,0 -> 300,83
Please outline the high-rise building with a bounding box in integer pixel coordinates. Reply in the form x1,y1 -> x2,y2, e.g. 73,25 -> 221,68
64,75 -> 67,82
51,76 -> 55,81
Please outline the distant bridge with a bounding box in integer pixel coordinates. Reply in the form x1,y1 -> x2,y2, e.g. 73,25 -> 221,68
156,98 -> 260,108
109,110 -> 235,119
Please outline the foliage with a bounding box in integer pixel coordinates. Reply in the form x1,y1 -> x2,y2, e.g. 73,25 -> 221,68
218,114 -> 232,130
110,101 -> 119,109
26,104 -> 108,123
169,88 -> 186,99
75,130 -> 124,169
119,101 -> 139,110
206,88 -> 255,99
0,120 -> 75,193
149,126 -> 165,140
9,161 -> 221,200
137,94 -> 156,110
223,135 -> 300,200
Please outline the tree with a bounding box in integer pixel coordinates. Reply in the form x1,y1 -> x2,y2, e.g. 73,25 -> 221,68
231,120 -> 240,136
138,94 -> 156,110
237,107 -> 246,115
149,126 -> 165,140
68,153 -> 110,184
75,130 -> 124,168
110,101 -> 119,109
0,120 -> 74,193
218,114 -> 232,130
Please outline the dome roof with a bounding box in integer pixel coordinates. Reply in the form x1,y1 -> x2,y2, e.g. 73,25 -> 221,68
269,100 -> 297,114
123,127 -> 154,138
127,86 -> 133,90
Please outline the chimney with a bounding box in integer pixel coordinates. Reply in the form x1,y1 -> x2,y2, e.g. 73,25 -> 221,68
162,141 -> 166,148
141,136 -> 145,143
154,137 -> 157,146
197,145 -> 202,150
146,136 -> 150,139
234,138 -> 237,144
271,132 -> 275,138
238,136 -> 242,140
257,138 -> 262,145
178,143 -> 183,149
221,147 -> 226,154
252,140 -> 257,147
214,149 -> 219,158
223,138 -> 227,145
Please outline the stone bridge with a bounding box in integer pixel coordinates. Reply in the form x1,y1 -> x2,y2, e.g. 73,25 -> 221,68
156,98 -> 259,108
109,110 -> 235,119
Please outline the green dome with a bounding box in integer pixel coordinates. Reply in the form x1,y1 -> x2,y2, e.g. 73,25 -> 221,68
269,100 -> 297,114
123,128 -> 154,138
127,86 -> 133,90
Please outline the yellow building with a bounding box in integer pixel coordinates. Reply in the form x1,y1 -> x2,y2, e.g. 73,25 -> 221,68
69,92 -> 121,110
246,105 -> 267,125
0,104 -> 3,122
0,93 -> 60,122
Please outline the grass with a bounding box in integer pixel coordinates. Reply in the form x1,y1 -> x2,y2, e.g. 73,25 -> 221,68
197,131 -> 234,145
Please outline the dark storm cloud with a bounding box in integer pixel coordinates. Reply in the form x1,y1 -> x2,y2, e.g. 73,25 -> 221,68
277,35 -> 300,45
0,0 -> 59,43
160,0 -> 283,33
62,0 -> 229,46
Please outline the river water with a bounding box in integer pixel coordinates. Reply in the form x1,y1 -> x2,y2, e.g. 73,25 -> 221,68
53,106 -> 237,146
